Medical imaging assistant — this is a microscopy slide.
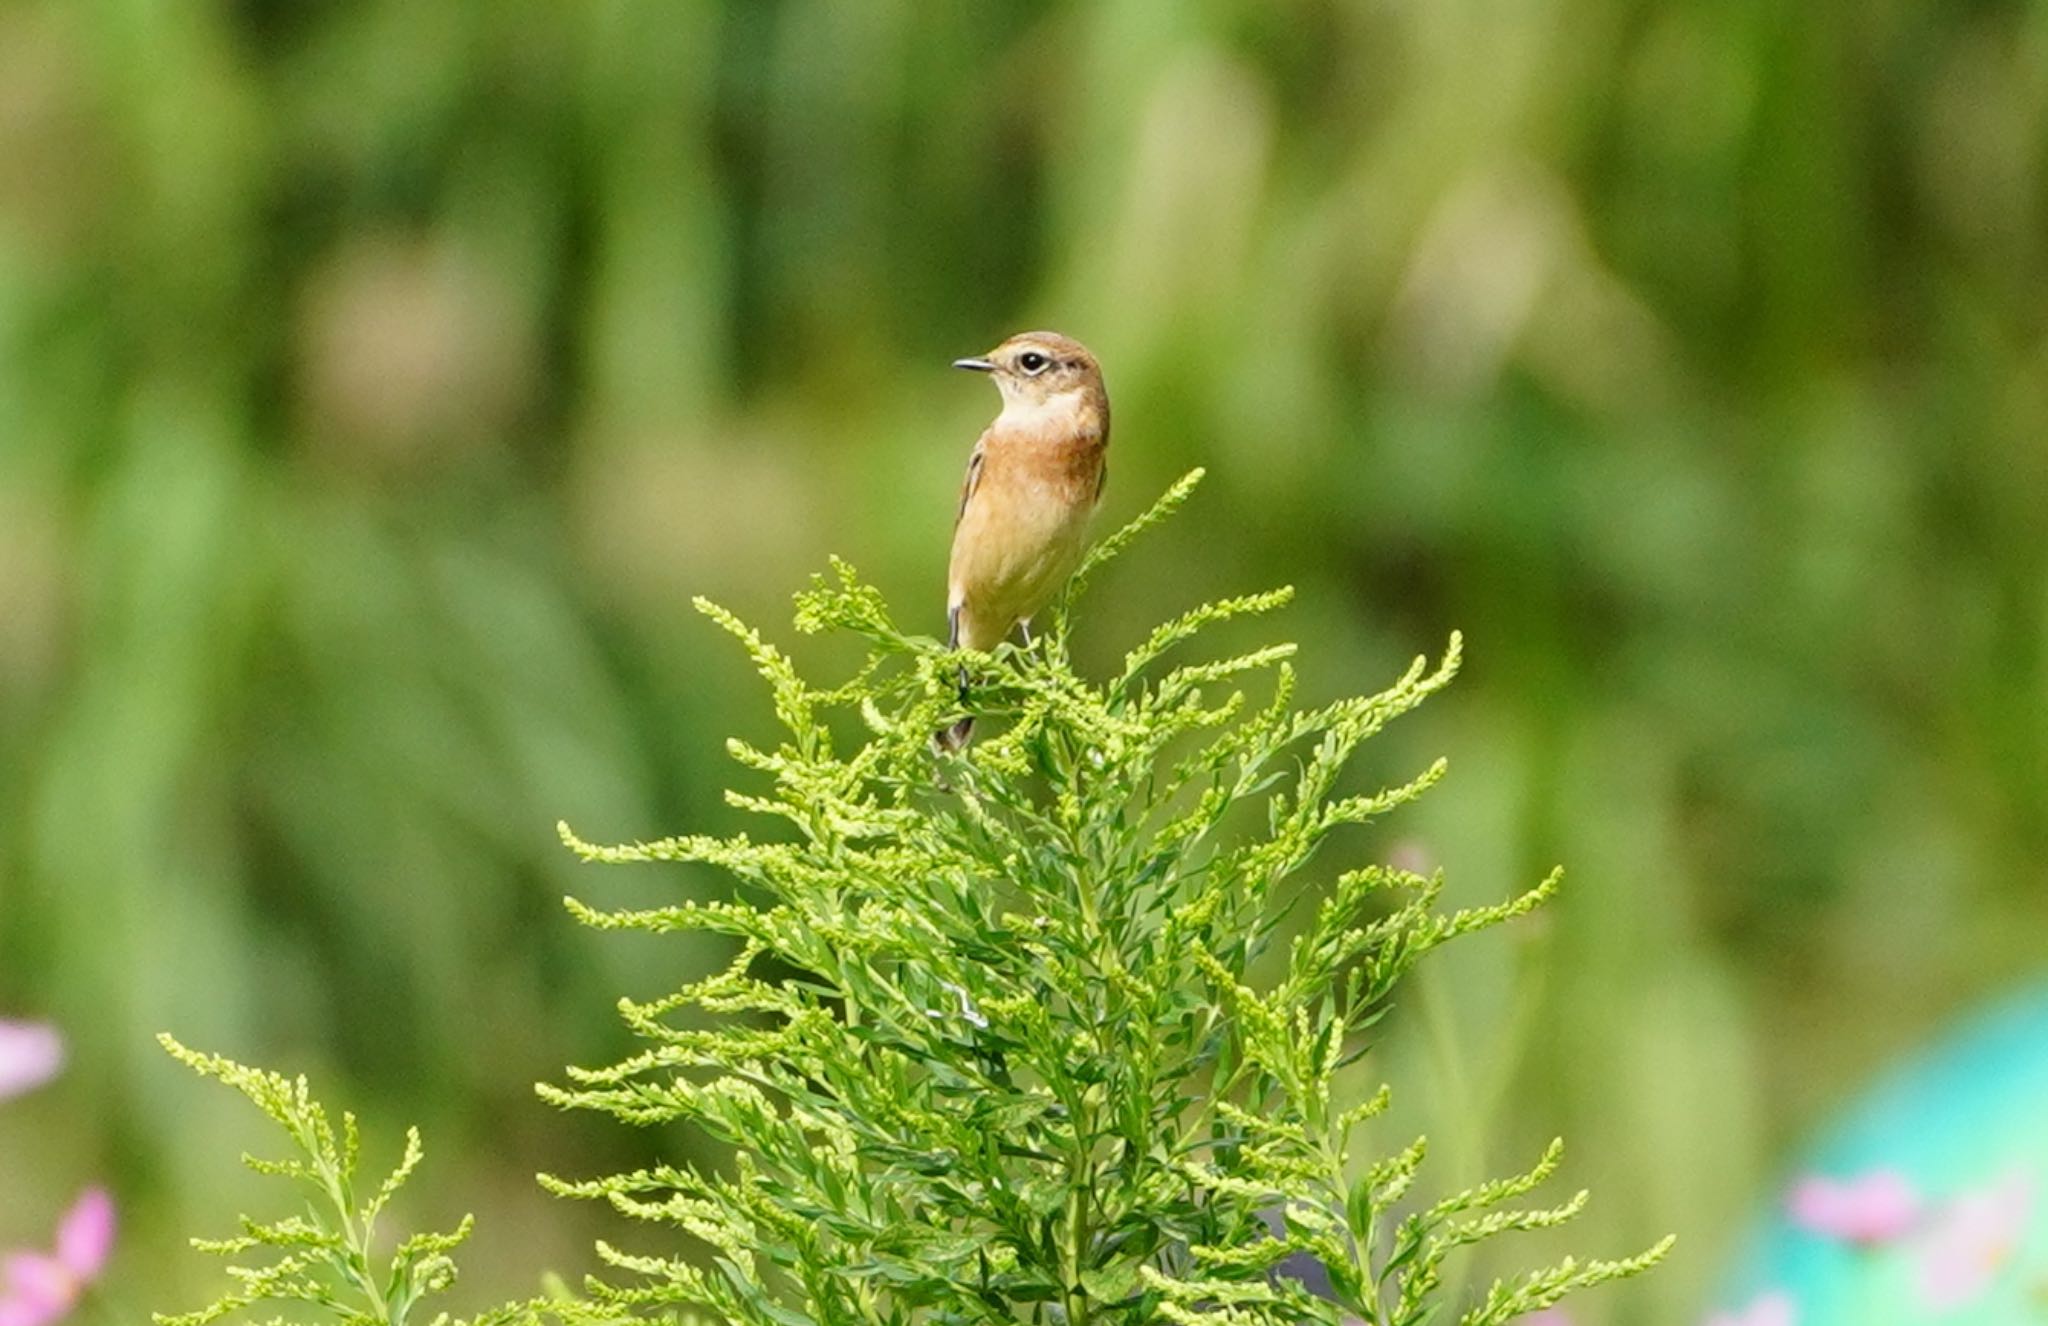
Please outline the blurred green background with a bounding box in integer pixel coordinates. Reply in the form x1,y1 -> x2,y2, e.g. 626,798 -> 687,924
2,0 -> 2045,1319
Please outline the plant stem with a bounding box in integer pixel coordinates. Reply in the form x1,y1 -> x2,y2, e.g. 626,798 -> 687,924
1063,1171 -> 1090,1326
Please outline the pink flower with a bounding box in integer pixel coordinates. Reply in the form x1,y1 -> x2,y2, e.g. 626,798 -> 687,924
0,1188 -> 115,1326
1516,1310 -> 1574,1325
1704,1290 -> 1795,1326
1917,1171 -> 2033,1311
1786,1169 -> 1921,1245
1386,840 -> 1435,876
0,1022 -> 63,1101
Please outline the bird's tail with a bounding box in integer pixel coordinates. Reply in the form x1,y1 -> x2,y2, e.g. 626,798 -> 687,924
933,644 -> 974,752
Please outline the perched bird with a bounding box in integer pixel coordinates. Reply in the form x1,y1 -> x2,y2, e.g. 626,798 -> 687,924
936,331 -> 1110,751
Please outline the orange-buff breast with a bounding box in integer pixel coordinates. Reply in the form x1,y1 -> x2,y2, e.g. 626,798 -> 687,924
947,425 -> 1106,652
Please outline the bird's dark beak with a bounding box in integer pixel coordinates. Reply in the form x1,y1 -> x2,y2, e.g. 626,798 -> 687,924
952,356 -> 996,373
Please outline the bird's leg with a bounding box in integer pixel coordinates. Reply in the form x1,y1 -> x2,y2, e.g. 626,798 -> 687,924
1017,619 -> 1034,649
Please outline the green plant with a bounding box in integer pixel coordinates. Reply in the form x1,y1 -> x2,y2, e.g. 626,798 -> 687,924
539,470 -> 1669,1324
158,472 -> 1667,1325
154,1035 -> 509,1326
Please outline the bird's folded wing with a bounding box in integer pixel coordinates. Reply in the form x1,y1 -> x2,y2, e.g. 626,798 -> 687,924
955,442 -> 986,527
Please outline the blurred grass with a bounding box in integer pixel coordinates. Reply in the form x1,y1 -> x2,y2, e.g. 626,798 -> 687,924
1,0 -> 2045,1318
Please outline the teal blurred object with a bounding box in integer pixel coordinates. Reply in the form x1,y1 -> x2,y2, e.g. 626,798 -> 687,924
1721,984 -> 2048,1324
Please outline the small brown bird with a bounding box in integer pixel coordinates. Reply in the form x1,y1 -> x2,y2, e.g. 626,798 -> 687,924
936,330 -> 1110,750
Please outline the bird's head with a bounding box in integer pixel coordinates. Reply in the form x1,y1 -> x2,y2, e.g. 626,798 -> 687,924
954,331 -> 1106,423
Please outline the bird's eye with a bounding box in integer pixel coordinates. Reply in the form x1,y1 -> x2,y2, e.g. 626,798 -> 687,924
1017,351 -> 1050,375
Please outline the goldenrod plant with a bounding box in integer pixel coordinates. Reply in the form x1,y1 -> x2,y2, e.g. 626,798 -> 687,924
161,474 -> 1668,1325
155,1035 -> 511,1326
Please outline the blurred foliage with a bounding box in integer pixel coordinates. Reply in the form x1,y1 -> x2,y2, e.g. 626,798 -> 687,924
0,0 -> 2044,1320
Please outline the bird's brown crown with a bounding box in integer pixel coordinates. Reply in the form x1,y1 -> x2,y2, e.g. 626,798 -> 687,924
958,330 -> 1108,425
